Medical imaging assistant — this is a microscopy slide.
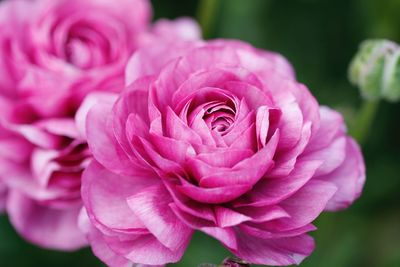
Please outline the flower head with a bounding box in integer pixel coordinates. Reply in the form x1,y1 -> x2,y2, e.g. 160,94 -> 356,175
0,0 -> 200,250
80,39 -> 365,266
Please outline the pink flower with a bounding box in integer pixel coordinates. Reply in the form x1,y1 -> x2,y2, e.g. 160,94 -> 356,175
0,0 -> 151,119
80,39 -> 365,266
0,0 -> 200,250
0,109 -> 90,250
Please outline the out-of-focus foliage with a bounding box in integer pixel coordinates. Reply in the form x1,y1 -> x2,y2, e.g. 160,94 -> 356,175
1,0 -> 399,266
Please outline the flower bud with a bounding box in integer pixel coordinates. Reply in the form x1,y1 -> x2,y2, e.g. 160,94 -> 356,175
349,39 -> 400,102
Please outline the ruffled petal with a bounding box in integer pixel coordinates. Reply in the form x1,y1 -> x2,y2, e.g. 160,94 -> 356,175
7,190 -> 86,250
127,184 -> 193,250
231,231 -> 315,266
82,161 -> 157,232
320,138 -> 365,211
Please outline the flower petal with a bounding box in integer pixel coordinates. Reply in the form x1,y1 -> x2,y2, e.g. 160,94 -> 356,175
263,180 -> 337,231
320,138 -> 365,211
199,130 -> 279,188
86,96 -> 138,175
7,190 -> 86,250
82,161 -> 157,232
231,231 -> 315,266
75,92 -> 118,140
127,185 -> 193,250
234,160 -> 323,207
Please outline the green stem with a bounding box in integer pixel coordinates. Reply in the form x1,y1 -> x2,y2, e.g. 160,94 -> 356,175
351,100 -> 380,145
196,0 -> 220,39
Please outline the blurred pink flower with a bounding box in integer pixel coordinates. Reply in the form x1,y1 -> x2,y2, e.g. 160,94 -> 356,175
0,0 -> 152,119
0,0 -> 200,250
80,40 -> 365,266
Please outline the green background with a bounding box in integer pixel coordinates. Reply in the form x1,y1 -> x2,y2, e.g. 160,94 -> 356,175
1,0 -> 400,266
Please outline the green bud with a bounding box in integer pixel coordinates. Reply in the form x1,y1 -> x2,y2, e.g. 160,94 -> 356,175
349,39 -> 400,102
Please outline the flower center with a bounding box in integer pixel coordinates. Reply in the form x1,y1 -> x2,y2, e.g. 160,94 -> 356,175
202,100 -> 236,135
64,23 -> 110,69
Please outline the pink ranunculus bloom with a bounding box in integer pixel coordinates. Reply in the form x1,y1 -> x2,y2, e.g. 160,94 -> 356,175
0,0 -> 200,250
0,0 -> 151,118
79,39 -> 365,266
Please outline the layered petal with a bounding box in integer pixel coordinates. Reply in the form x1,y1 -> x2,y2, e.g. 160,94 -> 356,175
82,160 -> 157,232
126,185 -> 193,250
7,190 -> 86,250
320,138 -> 365,211
231,231 -> 315,266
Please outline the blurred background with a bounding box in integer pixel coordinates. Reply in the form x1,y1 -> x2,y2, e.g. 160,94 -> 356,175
1,0 -> 400,266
